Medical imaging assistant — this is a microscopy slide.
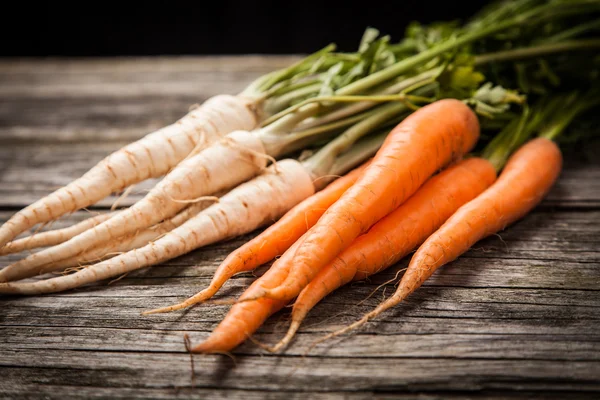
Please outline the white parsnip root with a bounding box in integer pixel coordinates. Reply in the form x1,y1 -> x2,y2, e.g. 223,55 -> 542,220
0,160 -> 315,295
0,94 -> 259,249
6,198 -> 217,281
0,212 -> 116,256
0,130 -> 268,282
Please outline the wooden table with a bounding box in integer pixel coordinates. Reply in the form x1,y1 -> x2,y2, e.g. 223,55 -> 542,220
0,57 -> 599,399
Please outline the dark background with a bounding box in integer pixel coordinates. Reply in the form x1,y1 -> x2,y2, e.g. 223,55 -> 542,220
3,1 -> 489,56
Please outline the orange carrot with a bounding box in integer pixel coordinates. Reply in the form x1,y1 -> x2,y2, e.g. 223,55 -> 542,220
186,236 -> 305,353
270,157 -> 496,351
144,161 -> 370,315
248,99 -> 480,302
187,289 -> 285,354
326,137 -> 562,339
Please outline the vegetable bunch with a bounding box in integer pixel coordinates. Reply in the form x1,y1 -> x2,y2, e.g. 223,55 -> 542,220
0,0 -> 599,356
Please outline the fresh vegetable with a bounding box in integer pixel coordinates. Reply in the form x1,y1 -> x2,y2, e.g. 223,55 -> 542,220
187,157 -> 497,354
144,160 -> 370,315
0,159 -> 314,294
245,99 -> 480,303
0,94 -> 259,249
0,32 -> 421,281
322,137 -> 562,340
0,43 -> 361,262
179,99 -> 481,354
319,93 -> 597,341
0,130 -> 270,281
0,116 -> 390,294
1,0 -> 596,302
0,198 -> 217,281
0,212 -> 116,256
3,0 -> 594,286
186,235 -> 304,353
269,157 -> 496,352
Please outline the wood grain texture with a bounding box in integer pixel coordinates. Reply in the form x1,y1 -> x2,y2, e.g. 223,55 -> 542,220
0,57 -> 599,399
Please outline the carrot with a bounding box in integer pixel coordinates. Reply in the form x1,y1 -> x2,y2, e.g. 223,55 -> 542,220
0,95 -> 259,249
188,157 -> 495,354
181,100 -> 480,354
143,160 -> 369,315
186,234 -> 305,353
188,294 -> 286,354
269,157 -> 496,351
0,211 -> 116,256
325,137 -> 562,339
247,99 -> 480,303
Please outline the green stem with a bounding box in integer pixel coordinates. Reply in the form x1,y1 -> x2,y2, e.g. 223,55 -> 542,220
328,130 -> 388,179
474,39 -> 600,65
262,92 -> 429,127
264,83 -> 322,115
544,18 -> 600,43
290,69 -> 441,131
293,108 -> 382,139
389,40 -> 418,55
265,78 -> 323,99
260,108 -> 382,158
261,103 -> 321,139
337,1 -> 599,96
540,95 -> 600,141
302,101 -> 411,179
242,44 -> 336,97
482,108 -> 531,172
482,96 -> 567,171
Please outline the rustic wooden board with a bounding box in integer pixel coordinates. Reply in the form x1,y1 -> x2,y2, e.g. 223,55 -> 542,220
0,57 -> 599,399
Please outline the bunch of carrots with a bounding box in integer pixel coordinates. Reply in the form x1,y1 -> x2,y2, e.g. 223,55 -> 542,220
1,0 -> 599,355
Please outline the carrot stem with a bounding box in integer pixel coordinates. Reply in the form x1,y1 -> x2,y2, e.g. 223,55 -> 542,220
543,18 -> 600,43
262,93 -> 425,127
243,44 -> 337,97
337,1 -> 599,96
474,39 -> 600,65
301,102 -> 409,180
327,131 -> 388,181
264,84 -> 323,115
481,96 -> 565,171
539,92 -> 600,141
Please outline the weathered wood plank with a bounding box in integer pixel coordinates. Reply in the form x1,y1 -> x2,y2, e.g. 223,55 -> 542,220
1,348 -> 599,392
0,380 -> 373,400
0,56 -> 299,99
1,289 -> 598,334
0,97 -> 201,142
1,382 -> 596,400
2,323 -> 599,361
0,56 -> 298,143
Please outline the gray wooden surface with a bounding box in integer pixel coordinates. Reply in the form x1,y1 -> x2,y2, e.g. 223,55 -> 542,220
0,58 -> 598,400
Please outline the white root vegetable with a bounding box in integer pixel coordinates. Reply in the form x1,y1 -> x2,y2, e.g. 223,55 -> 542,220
0,212 -> 116,256
0,160 -> 315,295
23,198 -> 218,279
0,130 -> 267,282
0,94 -> 259,249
